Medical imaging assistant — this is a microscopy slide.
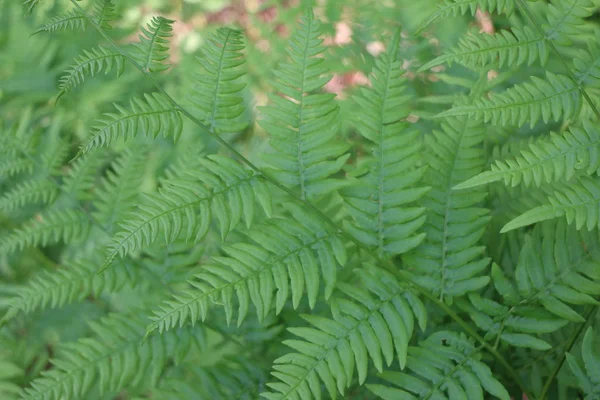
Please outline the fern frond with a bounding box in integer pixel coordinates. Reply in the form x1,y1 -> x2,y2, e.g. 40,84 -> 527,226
147,204 -> 346,334
78,92 -> 182,156
57,46 -> 125,98
419,27 -> 548,71
0,256 -> 137,325
0,179 -> 57,212
543,0 -> 594,47
189,28 -> 248,135
341,33 -> 428,257
461,221 -> 600,349
60,152 -> 106,201
405,117 -> 491,301
502,175 -> 600,232
130,16 -> 173,73
21,313 -> 203,400
575,34 -> 600,88
366,331 -> 510,400
32,10 -> 86,35
0,209 -> 90,255
415,0 -> 516,34
437,72 -> 582,127
455,122 -> 600,189
101,155 -> 271,271
92,148 -> 148,232
263,265 -> 426,400
92,0 -> 116,30
0,158 -> 33,179
566,327 -> 600,399
259,10 -> 349,200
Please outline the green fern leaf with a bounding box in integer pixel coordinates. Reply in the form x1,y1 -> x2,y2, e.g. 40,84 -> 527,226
566,327 -> 600,399
92,0 -> 116,30
0,255 -> 138,325
543,0 -> 594,47
502,175 -> 600,232
57,45 -> 125,98
130,16 -> 173,73
259,9 -> 349,200
575,34 -> 600,88
32,10 -> 86,35
0,179 -> 57,212
23,0 -> 42,16
77,92 -> 182,156
366,331 -> 510,400
415,0 -> 516,34
460,221 -> 600,349
341,32 -> 429,257
437,72 -> 582,127
147,204 -> 346,334
405,117 -> 491,301
262,265 -> 426,400
101,155 -> 271,271
60,152 -> 107,201
0,209 -> 90,255
419,27 -> 548,71
189,28 -> 248,135
0,158 -> 34,179
455,122 -> 600,189
20,313 -> 203,400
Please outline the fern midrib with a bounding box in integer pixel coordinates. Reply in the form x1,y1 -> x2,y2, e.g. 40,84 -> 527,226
296,17 -> 313,201
40,14 -> 85,32
142,18 -> 167,71
208,29 -> 231,131
148,230 -> 336,331
279,284 -> 408,399
452,34 -> 544,61
543,0 -> 578,40
104,174 -> 258,267
479,83 -> 578,112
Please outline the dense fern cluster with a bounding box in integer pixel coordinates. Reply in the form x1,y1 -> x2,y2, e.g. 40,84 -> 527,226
2,0 -> 600,399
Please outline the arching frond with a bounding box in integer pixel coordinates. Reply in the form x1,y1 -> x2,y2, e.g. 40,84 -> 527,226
0,209 -> 90,255
60,152 -> 106,201
566,327 -> 600,399
455,122 -> 600,189
415,0 -> 516,34
0,256 -> 138,325
32,10 -> 86,35
189,28 -> 248,135
78,92 -> 182,157
502,175 -> 600,232
147,204 -> 347,334
367,331 -> 510,400
341,33 -> 428,257
92,0 -> 116,30
21,313 -> 204,400
0,179 -> 57,212
0,158 -> 33,179
461,221 -> 600,349
101,155 -> 272,271
437,72 -> 582,128
130,16 -> 173,73
263,266 -> 426,400
258,10 -> 349,200
543,0 -> 594,47
419,27 -> 548,71
57,46 -> 125,98
405,116 -> 491,301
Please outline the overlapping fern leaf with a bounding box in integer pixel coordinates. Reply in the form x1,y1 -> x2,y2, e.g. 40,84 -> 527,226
130,16 -> 174,73
0,179 -> 57,213
20,312 -> 205,400
147,203 -> 346,334
188,28 -> 248,135
404,115 -> 491,301
263,265 -> 427,400
566,327 -> 600,399
456,122 -> 600,189
32,0 -> 116,35
341,33 -> 428,257
101,155 -> 271,271
437,72 -> 582,127
259,10 -> 349,200
77,92 -> 182,156
366,331 -> 510,400
460,220 -> 600,350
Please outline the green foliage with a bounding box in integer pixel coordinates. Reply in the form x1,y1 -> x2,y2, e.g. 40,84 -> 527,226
3,0 -> 600,399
